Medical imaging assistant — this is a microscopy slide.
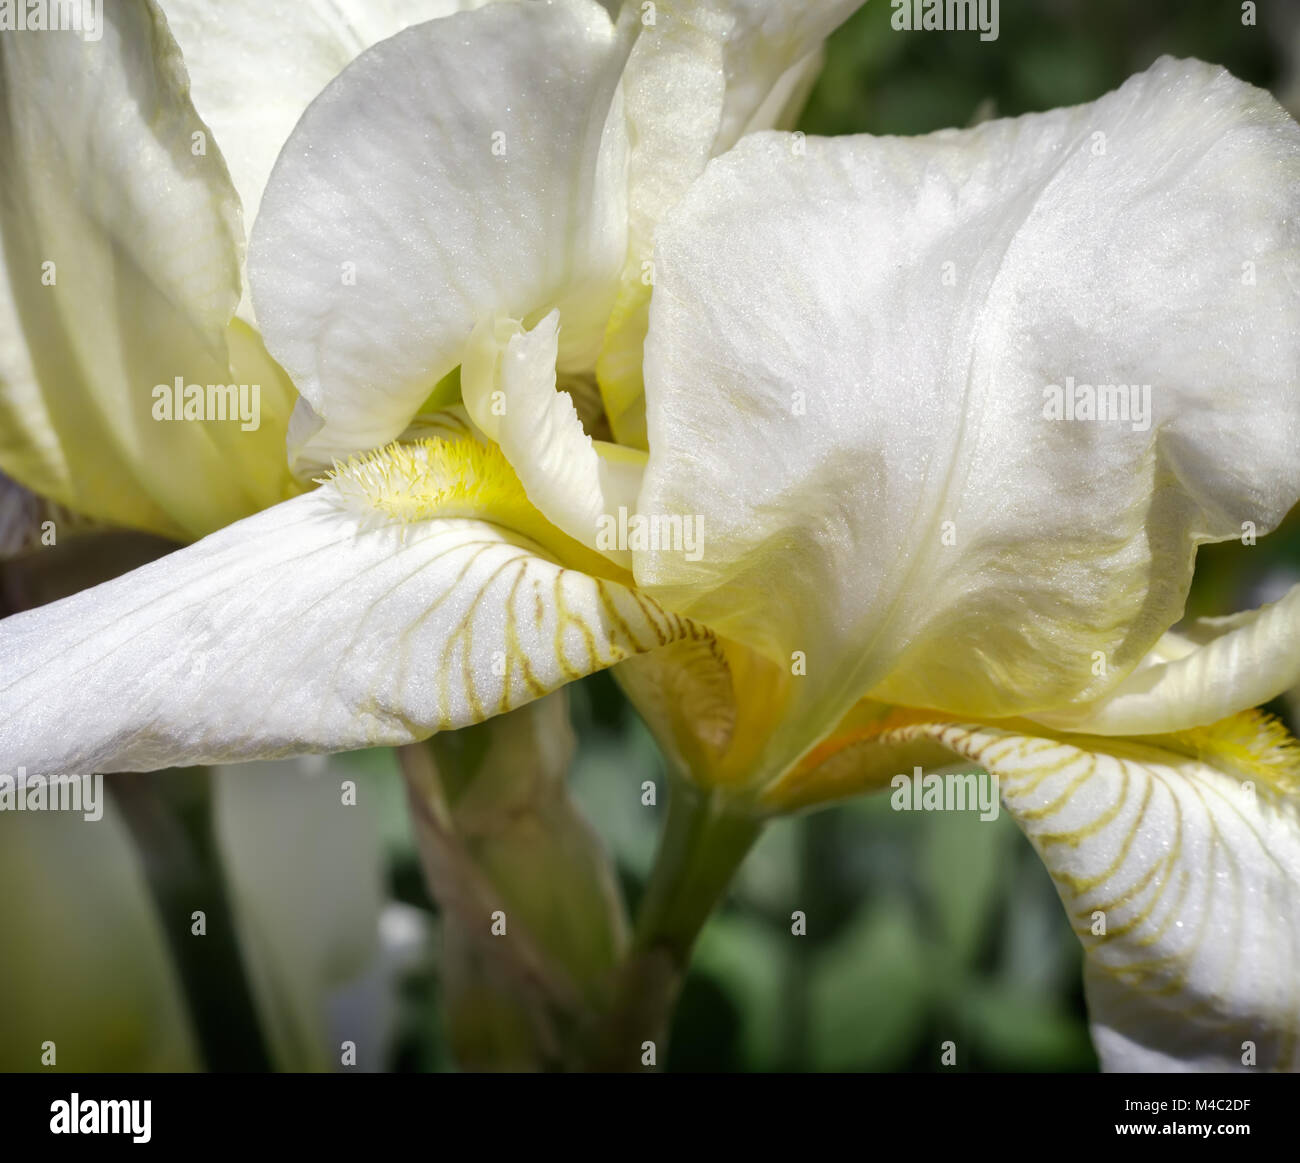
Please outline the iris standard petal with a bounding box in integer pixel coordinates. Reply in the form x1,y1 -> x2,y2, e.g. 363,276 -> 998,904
162,0 -> 491,325
597,0 -> 860,446
639,58 -> 1300,780
462,310 -> 645,564
249,0 -> 631,462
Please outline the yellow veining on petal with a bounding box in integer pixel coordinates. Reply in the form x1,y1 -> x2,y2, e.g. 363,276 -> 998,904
312,434 -> 711,736
757,702 -> 1300,1066
818,712 -> 1300,1068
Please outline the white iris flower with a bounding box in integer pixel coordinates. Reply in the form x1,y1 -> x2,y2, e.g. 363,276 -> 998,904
2,2 -> 1299,1073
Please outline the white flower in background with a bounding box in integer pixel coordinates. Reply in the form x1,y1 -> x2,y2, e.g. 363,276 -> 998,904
1,0 -> 1299,1074
212,757 -> 391,1072
0,755 -> 389,1072
0,796 -> 199,1071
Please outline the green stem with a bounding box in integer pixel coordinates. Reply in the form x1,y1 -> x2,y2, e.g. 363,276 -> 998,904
632,781 -> 763,963
113,770 -> 273,1072
583,779 -> 763,1071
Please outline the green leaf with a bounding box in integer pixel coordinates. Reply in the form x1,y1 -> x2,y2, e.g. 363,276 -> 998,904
919,802 -> 1011,968
807,893 -> 930,1071
690,913 -> 793,1069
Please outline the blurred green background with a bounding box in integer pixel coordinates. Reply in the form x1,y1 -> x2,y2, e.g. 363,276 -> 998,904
3,0 -> 1298,1074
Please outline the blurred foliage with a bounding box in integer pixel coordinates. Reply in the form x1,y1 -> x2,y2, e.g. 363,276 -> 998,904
800,0 -> 1287,138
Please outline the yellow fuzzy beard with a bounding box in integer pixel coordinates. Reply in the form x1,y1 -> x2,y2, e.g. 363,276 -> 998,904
319,434 -> 626,583
1164,709 -> 1300,797
321,436 -> 541,533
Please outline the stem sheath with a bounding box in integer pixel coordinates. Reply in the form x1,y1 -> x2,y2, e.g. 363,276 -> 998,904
583,779 -> 762,1070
